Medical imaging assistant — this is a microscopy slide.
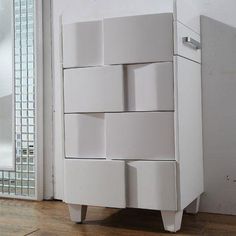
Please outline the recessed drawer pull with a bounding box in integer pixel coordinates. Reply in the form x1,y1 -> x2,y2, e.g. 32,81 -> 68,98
182,37 -> 201,50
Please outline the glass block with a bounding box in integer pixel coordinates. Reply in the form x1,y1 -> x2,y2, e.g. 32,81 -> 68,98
3,187 -> 9,193
29,189 -> 35,197
16,188 -> 21,195
1,0 -> 36,198
22,188 -> 29,196
10,188 -> 16,194
21,126 -> 27,133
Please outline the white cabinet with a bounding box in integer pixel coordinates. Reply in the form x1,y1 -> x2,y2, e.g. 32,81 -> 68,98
126,62 -> 174,111
64,65 -> 124,113
127,161 -> 177,210
63,21 -> 103,68
62,2 -> 203,233
65,114 -> 105,159
106,112 -> 175,160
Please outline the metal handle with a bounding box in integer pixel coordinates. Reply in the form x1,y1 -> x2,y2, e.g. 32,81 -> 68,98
182,37 -> 201,50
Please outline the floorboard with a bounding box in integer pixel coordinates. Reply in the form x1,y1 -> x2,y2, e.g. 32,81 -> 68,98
0,199 -> 236,236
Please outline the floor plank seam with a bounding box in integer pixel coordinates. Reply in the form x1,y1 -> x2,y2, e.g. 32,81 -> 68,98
24,228 -> 40,236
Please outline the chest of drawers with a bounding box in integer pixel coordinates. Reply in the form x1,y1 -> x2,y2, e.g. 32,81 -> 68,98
62,0 -> 203,232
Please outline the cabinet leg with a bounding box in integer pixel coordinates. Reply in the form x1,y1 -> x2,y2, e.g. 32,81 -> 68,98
68,204 -> 87,223
185,197 -> 200,214
161,210 -> 183,232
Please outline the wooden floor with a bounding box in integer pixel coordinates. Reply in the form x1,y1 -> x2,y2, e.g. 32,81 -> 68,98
0,199 -> 236,236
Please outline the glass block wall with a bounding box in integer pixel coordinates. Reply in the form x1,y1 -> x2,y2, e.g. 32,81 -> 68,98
0,0 -> 36,197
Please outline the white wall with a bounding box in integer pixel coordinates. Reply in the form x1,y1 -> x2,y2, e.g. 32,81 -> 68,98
199,0 -> 236,28
198,0 -> 236,215
51,0 -> 236,215
42,0 -> 54,199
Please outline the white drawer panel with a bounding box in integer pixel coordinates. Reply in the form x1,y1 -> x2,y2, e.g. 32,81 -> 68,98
63,21 -> 103,68
126,62 -> 174,111
64,159 -> 126,208
104,13 -> 173,65
174,22 -> 201,63
127,161 -> 177,210
106,112 -> 175,160
65,114 -> 105,159
64,65 -> 124,113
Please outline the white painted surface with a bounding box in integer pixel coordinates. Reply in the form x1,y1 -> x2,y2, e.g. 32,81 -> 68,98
64,159 -> 126,208
174,22 -> 201,63
68,204 -> 87,223
161,210 -> 183,233
126,62 -> 174,111
65,114 -> 105,158
60,0 -> 174,24
174,0 -> 201,34
103,13 -> 173,65
64,65 -> 124,113
106,112 -> 175,160
50,0 -> 236,218
200,16 -> 236,215
0,95 -> 13,169
0,0 -> 14,170
127,161 -> 177,210
174,56 -> 203,209
35,0 -> 44,200
52,0 -> 201,200
42,0 -> 54,199
62,21 -> 103,68
0,0 -> 13,98
199,0 -> 236,29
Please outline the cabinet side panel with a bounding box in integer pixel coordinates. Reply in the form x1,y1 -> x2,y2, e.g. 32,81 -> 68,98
174,0 -> 201,34
174,56 -> 204,209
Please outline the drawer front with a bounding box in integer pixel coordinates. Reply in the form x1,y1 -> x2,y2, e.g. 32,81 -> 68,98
65,114 -> 105,159
63,21 -> 103,68
127,161 -> 177,210
106,112 -> 175,160
64,159 -> 126,208
104,13 -> 173,65
64,65 -> 124,113
126,62 -> 174,111
174,22 -> 201,63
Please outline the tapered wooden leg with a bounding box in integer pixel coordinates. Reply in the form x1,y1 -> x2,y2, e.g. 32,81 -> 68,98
68,204 -> 87,223
161,210 -> 183,232
185,197 -> 200,214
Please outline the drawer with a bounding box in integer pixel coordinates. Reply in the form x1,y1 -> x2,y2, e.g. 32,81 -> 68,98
174,22 -> 201,63
63,21 -> 103,68
64,159 -> 126,208
104,13 -> 174,65
106,112 -> 175,160
126,62 -> 174,111
64,65 -> 124,113
127,161 -> 177,210
65,114 -> 105,159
